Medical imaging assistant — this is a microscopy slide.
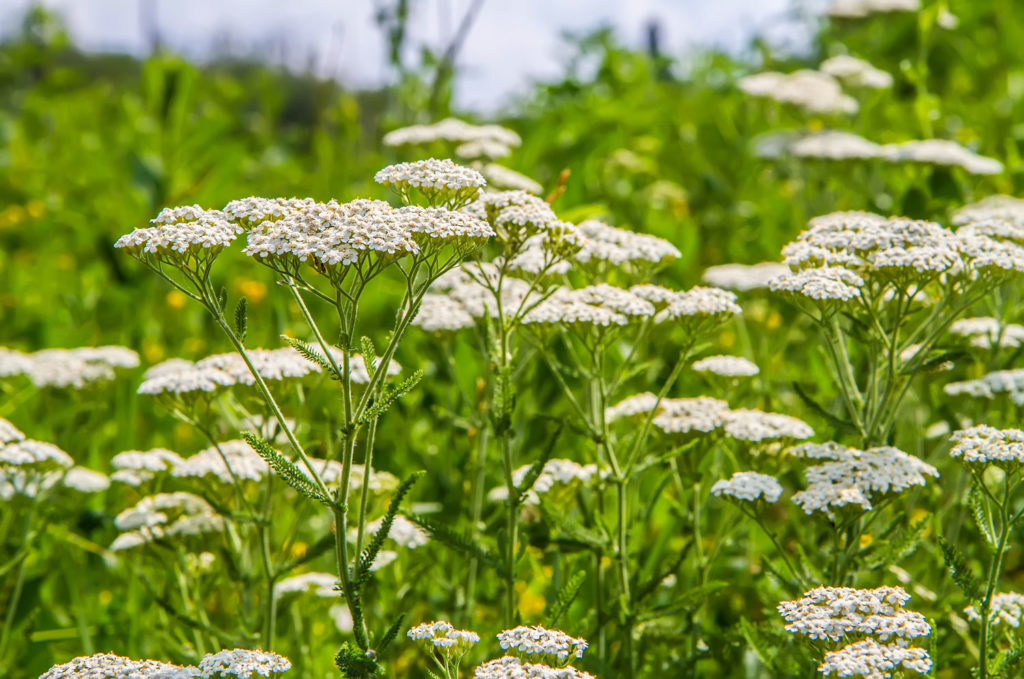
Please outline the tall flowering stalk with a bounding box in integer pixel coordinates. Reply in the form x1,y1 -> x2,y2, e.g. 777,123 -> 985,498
114,158 -> 494,676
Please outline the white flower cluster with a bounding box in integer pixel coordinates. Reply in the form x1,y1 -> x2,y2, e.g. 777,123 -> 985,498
457,140 -> 515,161
651,286 -> 742,323
949,425 -> 1024,466
711,471 -> 783,503
111,492 -> 225,550
115,205 -> 243,257
39,652 -> 200,679
965,592 -> 1024,628
273,572 -> 337,599
301,458 -> 399,494
172,440 -> 268,483
197,648 -> 292,678
944,369 -> 1024,406
473,656 -> 596,679
383,118 -> 521,151
883,140 -> 1003,176
138,358 -> 236,396
778,586 -> 930,643
606,394 -> 812,443
790,131 -> 883,160
365,514 -> 429,549
692,355 -> 759,378
953,195 -> 1024,226
820,55 -> 893,89
413,292 -> 478,332
481,163 -> 544,193
309,347 -> 403,384
111,447 -> 185,486
818,639 -> 932,679
0,438 -> 74,470
770,266 -> 864,302
573,219 -> 681,268
408,620 -> 481,655
497,625 -> 589,663
195,349 -> 318,385
488,459 -> 598,505
0,418 -> 24,445
950,316 -> 1024,349
790,444 -> 938,516
702,262 -> 790,291
523,284 -> 661,328
0,345 -> 139,389
375,158 -> 486,205
222,197 -> 317,223
827,0 -> 919,19
739,69 -> 858,114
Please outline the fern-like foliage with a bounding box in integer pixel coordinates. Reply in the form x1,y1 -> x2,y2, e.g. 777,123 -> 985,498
938,536 -> 981,602
408,513 -> 506,575
282,335 -> 342,381
356,472 -> 422,588
358,370 -> 424,427
234,297 -> 247,344
377,613 -> 405,653
241,433 -> 332,507
969,484 -> 997,551
515,426 -> 562,507
543,571 -> 587,628
360,336 -> 377,380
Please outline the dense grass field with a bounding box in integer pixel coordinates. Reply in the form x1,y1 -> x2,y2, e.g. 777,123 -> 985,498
5,1 -> 1024,677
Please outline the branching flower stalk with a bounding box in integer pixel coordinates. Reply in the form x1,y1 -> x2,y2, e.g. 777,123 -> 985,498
115,159 -> 494,674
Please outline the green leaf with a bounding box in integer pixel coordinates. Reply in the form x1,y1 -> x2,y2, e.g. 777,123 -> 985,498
241,433 -> 332,507
358,370 -> 424,427
234,297 -> 247,344
360,337 -> 377,380
356,472 -> 423,588
334,641 -> 380,678
543,571 -> 587,628
739,618 -> 777,672
791,381 -> 857,433
408,513 -> 506,575
282,335 -> 342,381
969,485 -> 997,551
938,536 -> 981,602
377,613 -> 405,653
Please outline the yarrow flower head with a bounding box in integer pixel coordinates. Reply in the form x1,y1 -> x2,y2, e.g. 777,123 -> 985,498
383,117 -> 521,150
408,620 -> 481,660
197,649 -> 291,678
790,444 -> 938,516
819,55 -> 893,89
473,656 -> 596,679
480,163 -> 544,193
818,639 -> 932,679
882,140 -> 1003,176
944,370 -> 1024,406
711,471 -> 783,503
738,69 -> 858,115
115,205 -> 242,262
701,262 -> 790,292
778,585 -> 930,643
573,219 -> 680,272
949,425 -> 1024,469
111,447 -> 185,486
965,592 -> 1024,628
375,158 -> 485,208
692,355 -> 759,378
496,626 -> 588,665
950,317 -> 1024,350
273,572 -> 337,599
39,652 -> 200,679
790,131 -> 883,160
172,440 -> 268,484
0,418 -> 25,445
2,345 -> 140,389
488,459 -> 598,506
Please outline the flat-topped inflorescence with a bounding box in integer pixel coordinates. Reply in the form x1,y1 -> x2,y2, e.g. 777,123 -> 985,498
965,592 -> 1024,628
739,69 -> 858,114
110,492 -> 225,551
818,639 -> 932,678
827,0 -> 919,18
0,345 -> 139,389
820,55 -> 893,89
39,652 -> 200,679
702,262 -> 790,291
0,439 -> 74,470
172,440 -> 268,483
408,620 -> 481,660
944,369 -> 1024,405
473,656 -> 596,679
383,117 -> 521,149
197,648 -> 291,678
950,425 -> 1024,468
692,355 -> 759,378
778,585 -> 930,643
488,458 -> 598,505
790,444 -> 938,516
364,514 -> 429,549
497,625 -> 589,665
573,219 -> 681,271
376,158 -> 486,207
953,195 -> 1024,226
950,316 -> 1024,349
480,163 -> 544,193
882,140 -> 1003,175
0,418 -> 25,445
273,572 -> 337,599
115,205 -> 242,260
711,472 -> 783,503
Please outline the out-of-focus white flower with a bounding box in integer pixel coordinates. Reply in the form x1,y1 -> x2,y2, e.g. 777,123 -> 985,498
739,70 -> 858,115
820,55 -> 893,89
0,439 -> 74,470
574,219 -> 680,268
790,131 -> 883,160
365,515 -> 429,549
488,459 -> 598,505
172,440 -> 268,483
702,262 -> 790,291
827,0 -> 920,19
383,118 -> 521,149
0,418 -> 25,445
952,196 -> 1024,226
692,355 -> 759,378
456,139 -> 513,160
723,409 -> 814,443
11,346 -> 140,389
883,140 -> 1003,175
273,572 -> 337,599
480,163 -> 543,193
944,370 -> 1024,406
62,467 -> 110,493
965,592 -> 1024,628
950,317 -> 1024,349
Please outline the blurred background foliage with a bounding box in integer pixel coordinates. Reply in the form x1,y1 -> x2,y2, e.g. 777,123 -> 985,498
3,1 -> 1024,676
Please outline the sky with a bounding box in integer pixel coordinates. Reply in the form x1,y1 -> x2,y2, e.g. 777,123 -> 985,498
0,0 -> 821,110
